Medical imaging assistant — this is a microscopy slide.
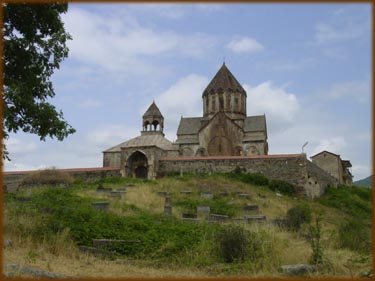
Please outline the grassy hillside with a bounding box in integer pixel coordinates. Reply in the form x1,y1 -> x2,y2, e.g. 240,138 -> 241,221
354,175 -> 373,188
3,172 -> 372,278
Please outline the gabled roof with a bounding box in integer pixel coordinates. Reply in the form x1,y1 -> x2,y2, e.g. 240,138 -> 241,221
203,63 -> 246,96
342,160 -> 352,168
176,117 -> 203,135
143,101 -> 163,118
243,115 -> 267,132
104,133 -> 174,152
311,150 -> 340,159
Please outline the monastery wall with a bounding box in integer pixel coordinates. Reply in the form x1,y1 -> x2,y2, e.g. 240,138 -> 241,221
3,167 -> 121,192
158,154 -> 337,199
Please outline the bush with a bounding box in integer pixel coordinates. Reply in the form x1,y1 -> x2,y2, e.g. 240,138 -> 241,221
285,204 -> 312,231
21,168 -> 74,187
215,225 -> 250,263
227,172 -> 269,186
338,219 -> 371,254
317,185 -> 372,219
268,180 -> 297,196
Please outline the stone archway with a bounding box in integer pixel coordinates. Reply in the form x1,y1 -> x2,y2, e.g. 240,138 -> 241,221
126,151 -> 148,179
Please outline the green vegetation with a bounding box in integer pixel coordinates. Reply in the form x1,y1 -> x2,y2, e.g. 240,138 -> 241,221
21,168 -> 74,187
317,184 -> 372,254
285,204 -> 312,231
4,173 -> 372,277
317,185 -> 371,219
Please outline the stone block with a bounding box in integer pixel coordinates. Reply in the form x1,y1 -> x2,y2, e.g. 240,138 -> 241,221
243,204 -> 259,212
91,202 -> 110,211
209,214 -> 229,222
238,193 -> 251,199
281,264 -> 315,276
197,205 -> 210,215
182,218 -> 201,223
200,192 -> 213,199
180,190 -> 192,195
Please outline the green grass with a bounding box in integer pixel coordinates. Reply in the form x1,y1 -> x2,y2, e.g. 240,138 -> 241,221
4,174 -> 373,276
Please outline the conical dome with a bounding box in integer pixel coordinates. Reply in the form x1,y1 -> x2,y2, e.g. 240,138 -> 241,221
142,102 -> 164,133
143,101 -> 163,118
202,63 -> 247,120
203,63 -> 246,97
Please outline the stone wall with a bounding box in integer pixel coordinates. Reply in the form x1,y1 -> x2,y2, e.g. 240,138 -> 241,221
158,154 -> 337,199
3,167 -> 121,192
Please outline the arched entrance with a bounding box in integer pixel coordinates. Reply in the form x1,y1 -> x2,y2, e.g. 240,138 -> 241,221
126,151 -> 148,179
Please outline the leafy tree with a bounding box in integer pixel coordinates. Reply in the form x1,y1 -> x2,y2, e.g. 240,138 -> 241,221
2,3 -> 75,160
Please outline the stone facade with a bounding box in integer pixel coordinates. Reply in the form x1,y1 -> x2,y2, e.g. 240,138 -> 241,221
3,167 -> 121,192
102,64 -> 349,198
311,151 -> 353,185
158,154 -> 337,198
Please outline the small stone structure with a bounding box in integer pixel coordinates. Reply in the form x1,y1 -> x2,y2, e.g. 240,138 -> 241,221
91,202 -> 110,211
164,193 -> 172,216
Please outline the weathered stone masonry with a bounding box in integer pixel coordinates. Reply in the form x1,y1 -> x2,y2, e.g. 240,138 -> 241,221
3,167 -> 121,192
157,154 -> 337,198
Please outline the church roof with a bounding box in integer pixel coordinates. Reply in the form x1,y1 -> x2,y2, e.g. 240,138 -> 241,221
243,115 -> 267,132
143,101 -> 163,118
104,132 -> 174,152
203,63 -> 246,96
176,117 -> 203,135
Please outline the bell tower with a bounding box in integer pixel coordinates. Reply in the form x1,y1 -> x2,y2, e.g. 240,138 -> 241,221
202,63 -> 247,126
142,101 -> 164,134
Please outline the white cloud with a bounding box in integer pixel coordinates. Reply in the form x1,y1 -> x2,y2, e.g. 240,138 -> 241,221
5,138 -> 37,154
312,8 -> 370,45
311,136 -> 347,156
3,161 -> 48,172
257,58 -> 316,72
324,79 -> 371,103
227,37 -> 264,54
351,165 -> 372,181
244,81 -> 300,124
79,99 -> 103,109
63,8 -> 216,74
88,125 -> 140,148
154,74 -> 209,136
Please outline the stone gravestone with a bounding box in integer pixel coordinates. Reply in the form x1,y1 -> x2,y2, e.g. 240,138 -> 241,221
197,205 -> 210,217
164,193 -> 172,216
91,202 -> 110,211
200,192 -> 213,199
243,204 -> 259,214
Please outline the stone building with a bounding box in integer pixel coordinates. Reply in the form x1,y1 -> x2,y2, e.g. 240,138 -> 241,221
311,150 -> 353,185
176,63 -> 268,157
103,63 -> 268,178
103,63 -> 342,198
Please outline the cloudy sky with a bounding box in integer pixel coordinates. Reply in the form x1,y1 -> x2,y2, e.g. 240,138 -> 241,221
4,3 -> 372,181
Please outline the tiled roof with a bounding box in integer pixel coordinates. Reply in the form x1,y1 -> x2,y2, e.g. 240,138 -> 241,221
203,63 -> 246,96
143,102 -> 163,118
160,154 -> 303,161
243,115 -> 266,132
104,132 -> 174,152
176,117 -> 203,135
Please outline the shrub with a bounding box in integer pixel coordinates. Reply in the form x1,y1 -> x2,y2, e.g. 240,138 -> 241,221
317,185 -> 372,219
21,168 -> 74,187
215,225 -> 250,263
338,219 -> 371,254
285,204 -> 312,231
227,172 -> 269,186
268,180 -> 297,196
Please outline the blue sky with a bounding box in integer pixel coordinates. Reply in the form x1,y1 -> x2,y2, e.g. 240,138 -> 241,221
4,3 -> 372,180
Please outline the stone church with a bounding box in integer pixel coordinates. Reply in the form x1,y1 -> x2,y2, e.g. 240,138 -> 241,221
103,63 -> 268,179
103,63 -> 351,198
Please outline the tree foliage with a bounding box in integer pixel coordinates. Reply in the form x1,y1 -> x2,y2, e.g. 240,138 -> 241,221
2,3 -> 75,159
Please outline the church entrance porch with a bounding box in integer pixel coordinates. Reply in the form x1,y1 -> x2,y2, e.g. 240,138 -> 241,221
126,151 -> 148,179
